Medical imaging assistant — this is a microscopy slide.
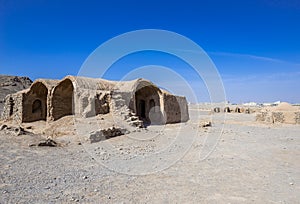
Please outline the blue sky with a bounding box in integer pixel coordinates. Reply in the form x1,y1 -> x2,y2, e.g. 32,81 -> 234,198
0,0 -> 299,103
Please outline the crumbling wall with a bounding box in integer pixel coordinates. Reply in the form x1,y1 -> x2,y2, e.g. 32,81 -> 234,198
272,112 -> 284,123
95,92 -> 110,115
75,90 -> 97,118
3,76 -> 191,126
256,110 -> 300,124
73,90 -> 111,118
256,111 -> 267,122
2,93 -> 23,123
112,91 -> 133,109
163,93 -> 189,123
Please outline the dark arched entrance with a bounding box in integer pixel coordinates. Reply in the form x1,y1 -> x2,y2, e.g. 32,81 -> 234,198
23,82 -> 48,122
134,84 -> 163,125
138,99 -> 146,118
52,79 -> 74,120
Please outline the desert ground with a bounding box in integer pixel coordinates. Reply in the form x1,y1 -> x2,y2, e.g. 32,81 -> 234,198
0,107 -> 299,204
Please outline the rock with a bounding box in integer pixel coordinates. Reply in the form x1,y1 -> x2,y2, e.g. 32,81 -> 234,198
0,75 -> 32,116
89,127 -> 128,143
128,120 -> 144,128
0,124 -> 8,130
89,131 -> 106,143
29,139 -> 58,147
14,126 -> 26,136
200,121 -> 212,127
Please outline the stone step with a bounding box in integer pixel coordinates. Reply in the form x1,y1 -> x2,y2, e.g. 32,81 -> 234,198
114,100 -> 125,107
128,120 -> 144,128
126,116 -> 139,122
111,94 -> 122,99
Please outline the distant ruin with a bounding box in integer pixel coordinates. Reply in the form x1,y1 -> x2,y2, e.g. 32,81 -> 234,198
213,105 -> 254,114
256,102 -> 300,124
1,76 -> 189,126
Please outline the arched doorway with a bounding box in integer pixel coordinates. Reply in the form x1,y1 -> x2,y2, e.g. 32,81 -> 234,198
235,107 -> 241,113
134,84 -> 163,125
224,107 -> 231,113
23,82 -> 48,122
52,79 -> 74,120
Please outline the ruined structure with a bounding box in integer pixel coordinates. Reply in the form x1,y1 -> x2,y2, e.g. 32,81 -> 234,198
2,76 -> 189,126
256,102 -> 300,124
213,105 -> 255,114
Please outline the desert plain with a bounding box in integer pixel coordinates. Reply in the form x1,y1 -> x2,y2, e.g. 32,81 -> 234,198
0,104 -> 299,203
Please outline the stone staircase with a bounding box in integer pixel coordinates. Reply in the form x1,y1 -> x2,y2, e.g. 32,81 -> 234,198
111,92 -> 144,128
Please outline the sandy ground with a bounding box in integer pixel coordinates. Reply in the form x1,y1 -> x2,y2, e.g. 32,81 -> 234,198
0,109 -> 299,203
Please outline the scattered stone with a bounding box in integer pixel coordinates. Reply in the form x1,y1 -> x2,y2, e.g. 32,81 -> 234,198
14,127 -> 26,136
199,121 -> 212,127
0,124 -> 8,130
90,127 -> 128,143
29,139 -> 58,147
38,139 -> 57,147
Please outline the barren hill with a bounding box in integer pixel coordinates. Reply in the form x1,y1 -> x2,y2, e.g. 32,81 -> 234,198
0,75 -> 32,114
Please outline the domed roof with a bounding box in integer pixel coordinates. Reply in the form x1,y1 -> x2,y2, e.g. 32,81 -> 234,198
272,102 -> 297,111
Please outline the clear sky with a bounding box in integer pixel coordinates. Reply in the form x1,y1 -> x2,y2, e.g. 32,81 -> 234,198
0,0 -> 299,103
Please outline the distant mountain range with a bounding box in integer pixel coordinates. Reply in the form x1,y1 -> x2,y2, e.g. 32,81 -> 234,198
0,75 -> 32,114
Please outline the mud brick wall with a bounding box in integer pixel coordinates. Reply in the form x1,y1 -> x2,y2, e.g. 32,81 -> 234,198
272,112 -> 284,123
2,93 -> 23,123
163,93 -> 189,123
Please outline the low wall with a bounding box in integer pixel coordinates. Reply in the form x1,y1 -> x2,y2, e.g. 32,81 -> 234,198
256,111 -> 300,124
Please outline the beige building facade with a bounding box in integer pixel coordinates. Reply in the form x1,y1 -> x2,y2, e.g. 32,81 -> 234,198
2,76 -> 189,126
